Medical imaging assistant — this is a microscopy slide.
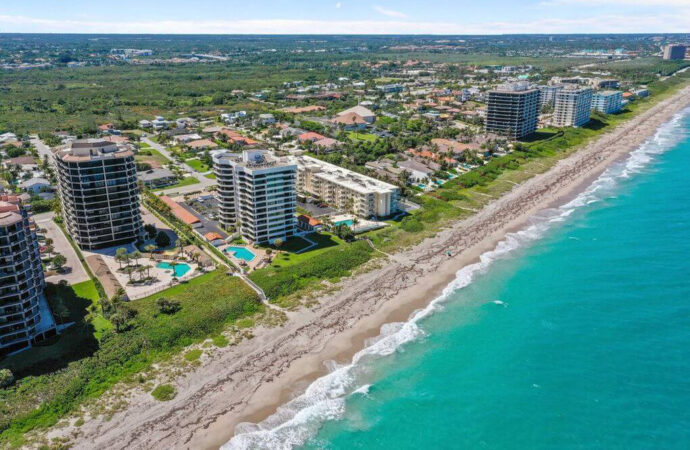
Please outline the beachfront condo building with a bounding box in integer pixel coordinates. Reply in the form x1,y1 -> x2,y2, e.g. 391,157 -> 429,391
537,85 -> 563,107
591,91 -> 623,115
54,139 -> 143,250
553,87 -> 593,128
485,82 -> 540,139
0,195 -> 57,356
288,155 -> 399,219
662,44 -> 686,60
213,150 -> 297,244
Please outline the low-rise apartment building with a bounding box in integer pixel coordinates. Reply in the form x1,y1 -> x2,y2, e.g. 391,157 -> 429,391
289,155 -> 399,218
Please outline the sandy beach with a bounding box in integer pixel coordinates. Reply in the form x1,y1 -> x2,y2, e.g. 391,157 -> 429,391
60,84 -> 690,450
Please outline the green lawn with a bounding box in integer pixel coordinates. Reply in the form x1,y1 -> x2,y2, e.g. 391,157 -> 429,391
266,233 -> 344,269
186,158 -> 210,173
152,175 -> 199,191
0,271 -> 261,446
135,148 -> 169,167
250,233 -> 371,301
347,131 -> 379,143
204,173 -> 217,180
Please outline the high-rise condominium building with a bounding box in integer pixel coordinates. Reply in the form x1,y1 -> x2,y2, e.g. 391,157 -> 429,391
591,91 -> 623,115
289,155 -> 399,218
662,44 -> 686,60
553,87 -> 593,128
0,195 -> 56,356
485,82 -> 540,139
54,139 -> 143,250
213,150 -> 297,244
538,85 -> 563,107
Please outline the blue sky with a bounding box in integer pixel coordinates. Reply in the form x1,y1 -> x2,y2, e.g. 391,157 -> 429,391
0,0 -> 688,34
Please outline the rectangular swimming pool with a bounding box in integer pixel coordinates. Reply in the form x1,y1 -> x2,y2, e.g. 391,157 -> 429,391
225,246 -> 256,262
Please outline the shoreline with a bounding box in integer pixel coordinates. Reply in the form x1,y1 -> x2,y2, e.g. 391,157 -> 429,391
61,85 -> 690,450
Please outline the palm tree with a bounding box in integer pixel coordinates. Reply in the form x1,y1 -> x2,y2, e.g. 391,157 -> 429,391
131,250 -> 141,267
145,244 -> 157,259
115,247 -> 127,269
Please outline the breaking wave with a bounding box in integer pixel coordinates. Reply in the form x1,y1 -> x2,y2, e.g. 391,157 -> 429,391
223,108 -> 689,450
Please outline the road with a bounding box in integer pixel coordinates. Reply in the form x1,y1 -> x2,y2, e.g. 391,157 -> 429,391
33,212 -> 90,286
29,136 -> 55,166
141,136 -> 217,195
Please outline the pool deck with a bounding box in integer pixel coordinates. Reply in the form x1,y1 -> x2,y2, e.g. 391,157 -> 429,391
220,244 -> 269,271
83,244 -> 201,300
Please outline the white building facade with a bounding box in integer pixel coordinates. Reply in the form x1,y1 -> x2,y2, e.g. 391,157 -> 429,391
553,87 -> 593,127
213,150 -> 297,244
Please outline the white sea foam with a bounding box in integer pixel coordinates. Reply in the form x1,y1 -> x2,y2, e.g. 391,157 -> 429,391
223,108 -> 690,450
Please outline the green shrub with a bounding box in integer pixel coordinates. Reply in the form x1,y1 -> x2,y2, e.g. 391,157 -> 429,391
212,335 -> 229,347
400,217 -> 423,233
0,369 -> 14,389
184,349 -> 203,362
151,384 -> 176,401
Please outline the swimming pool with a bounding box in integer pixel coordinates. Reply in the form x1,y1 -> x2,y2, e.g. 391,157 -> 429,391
334,219 -> 354,227
157,262 -> 191,277
225,246 -> 256,262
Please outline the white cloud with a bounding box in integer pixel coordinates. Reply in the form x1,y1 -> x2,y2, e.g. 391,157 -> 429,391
373,6 -> 408,19
0,13 -> 688,34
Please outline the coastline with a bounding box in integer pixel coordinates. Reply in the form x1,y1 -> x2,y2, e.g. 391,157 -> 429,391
60,84 -> 690,450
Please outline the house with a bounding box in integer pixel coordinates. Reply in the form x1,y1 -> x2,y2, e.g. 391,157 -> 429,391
336,106 -> 376,123
297,214 -> 323,232
313,137 -> 341,152
331,112 -> 368,130
258,114 -> 276,125
298,132 -> 326,143
430,139 -> 479,156
18,178 -> 51,194
397,159 -> 434,183
203,232 -> 226,247
152,116 -> 170,131
137,168 -> 178,188
0,133 -> 17,143
173,133 -> 202,144
215,129 -> 259,146
187,139 -> 218,151
3,156 -> 37,171
139,120 -> 152,129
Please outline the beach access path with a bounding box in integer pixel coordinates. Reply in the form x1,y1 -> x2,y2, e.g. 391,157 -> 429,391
54,84 -> 690,450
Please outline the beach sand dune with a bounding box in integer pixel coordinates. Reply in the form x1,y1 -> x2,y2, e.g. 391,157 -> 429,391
61,85 -> 690,449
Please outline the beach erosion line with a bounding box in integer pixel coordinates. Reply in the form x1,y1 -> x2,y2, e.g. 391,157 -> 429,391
223,107 -> 690,450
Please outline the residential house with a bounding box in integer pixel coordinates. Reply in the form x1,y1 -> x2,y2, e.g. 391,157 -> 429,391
18,178 -> 51,194
336,106 -> 376,124
137,168 -> 178,188
331,112 -> 367,130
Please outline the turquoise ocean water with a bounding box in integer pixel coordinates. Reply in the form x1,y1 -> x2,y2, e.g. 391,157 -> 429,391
226,108 -> 690,449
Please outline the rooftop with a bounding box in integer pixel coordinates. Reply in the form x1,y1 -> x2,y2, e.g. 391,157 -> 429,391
289,155 -> 398,195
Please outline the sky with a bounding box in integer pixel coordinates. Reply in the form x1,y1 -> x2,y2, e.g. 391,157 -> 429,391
0,0 -> 689,35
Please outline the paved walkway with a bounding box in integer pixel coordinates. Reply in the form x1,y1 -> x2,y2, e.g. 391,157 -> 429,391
141,136 -> 217,195
34,212 -> 90,285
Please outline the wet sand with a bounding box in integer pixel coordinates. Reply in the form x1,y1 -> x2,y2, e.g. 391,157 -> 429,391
60,85 -> 690,450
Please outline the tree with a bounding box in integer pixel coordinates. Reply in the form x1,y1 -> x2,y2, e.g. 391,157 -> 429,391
0,369 -> 14,389
115,247 -> 128,269
145,244 -> 157,258
131,250 -> 142,267
52,254 -> 67,272
155,231 -> 171,248
274,238 -> 284,249
144,223 -> 157,238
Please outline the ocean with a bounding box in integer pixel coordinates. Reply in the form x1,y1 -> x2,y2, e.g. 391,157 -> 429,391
225,108 -> 690,449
